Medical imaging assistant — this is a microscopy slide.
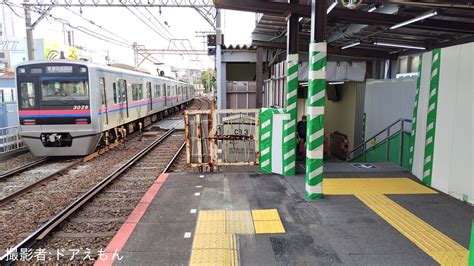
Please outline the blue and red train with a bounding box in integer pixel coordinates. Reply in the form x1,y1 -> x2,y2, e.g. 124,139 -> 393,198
16,60 -> 193,156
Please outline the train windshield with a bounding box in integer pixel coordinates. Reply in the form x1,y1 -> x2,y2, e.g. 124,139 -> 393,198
40,77 -> 89,101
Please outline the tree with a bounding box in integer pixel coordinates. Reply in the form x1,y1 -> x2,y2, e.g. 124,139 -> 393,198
201,70 -> 216,93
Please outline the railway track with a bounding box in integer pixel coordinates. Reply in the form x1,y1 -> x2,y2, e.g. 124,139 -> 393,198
1,129 -> 185,264
0,158 -> 48,179
1,98 -> 205,264
0,158 -> 83,205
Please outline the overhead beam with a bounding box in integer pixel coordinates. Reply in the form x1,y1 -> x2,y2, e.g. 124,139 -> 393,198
214,1 -> 474,34
252,40 -> 397,60
330,9 -> 474,34
213,0 -> 308,15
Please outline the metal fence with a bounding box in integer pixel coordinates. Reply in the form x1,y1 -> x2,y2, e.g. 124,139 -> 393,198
0,126 -> 24,154
185,108 -> 260,169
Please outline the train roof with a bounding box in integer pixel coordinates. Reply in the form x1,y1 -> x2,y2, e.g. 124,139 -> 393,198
16,60 -> 191,85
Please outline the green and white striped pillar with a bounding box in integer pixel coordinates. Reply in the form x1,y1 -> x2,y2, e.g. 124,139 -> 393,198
259,108 -> 273,173
408,55 -> 423,171
283,54 -> 299,176
305,42 -> 327,200
422,48 -> 441,186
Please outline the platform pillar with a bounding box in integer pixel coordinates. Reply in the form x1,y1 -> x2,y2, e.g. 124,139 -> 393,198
422,48 -> 441,186
305,0 -> 326,200
408,55 -> 423,172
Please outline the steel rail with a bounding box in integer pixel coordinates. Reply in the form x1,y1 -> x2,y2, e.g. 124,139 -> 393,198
162,141 -> 186,173
0,159 -> 84,206
0,157 -> 48,179
0,128 -> 177,263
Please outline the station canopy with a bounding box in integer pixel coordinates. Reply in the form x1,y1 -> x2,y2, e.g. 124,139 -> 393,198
214,0 -> 474,60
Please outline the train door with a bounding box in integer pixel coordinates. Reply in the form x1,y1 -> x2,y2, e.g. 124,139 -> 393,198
146,81 -> 152,112
114,79 -> 128,124
99,77 -> 108,125
161,83 -> 167,109
164,83 -> 168,107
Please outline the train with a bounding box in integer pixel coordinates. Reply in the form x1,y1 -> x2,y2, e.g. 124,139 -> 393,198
16,60 -> 194,156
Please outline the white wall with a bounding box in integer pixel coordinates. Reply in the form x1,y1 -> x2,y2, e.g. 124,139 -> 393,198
364,78 -> 416,140
413,42 -> 474,204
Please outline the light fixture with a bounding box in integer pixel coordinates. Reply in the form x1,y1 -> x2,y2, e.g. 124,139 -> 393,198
327,0 -> 338,14
298,17 -> 303,22
367,6 -> 377,12
389,10 -> 438,30
374,42 -> 426,50
329,81 -> 345,85
342,41 -> 361,49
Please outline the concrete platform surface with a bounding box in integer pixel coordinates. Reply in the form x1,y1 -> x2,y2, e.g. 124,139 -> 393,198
103,170 -> 472,265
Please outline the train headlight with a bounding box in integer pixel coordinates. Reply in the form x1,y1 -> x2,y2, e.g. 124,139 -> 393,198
79,67 -> 87,73
18,68 -> 26,74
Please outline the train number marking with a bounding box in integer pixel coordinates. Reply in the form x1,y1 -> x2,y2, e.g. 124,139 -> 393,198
73,105 -> 89,110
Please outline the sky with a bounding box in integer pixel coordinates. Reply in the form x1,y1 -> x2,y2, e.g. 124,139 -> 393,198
3,1 -> 256,72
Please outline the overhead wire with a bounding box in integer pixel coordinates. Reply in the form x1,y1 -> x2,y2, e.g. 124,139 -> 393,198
2,0 -> 24,18
28,6 -> 131,48
124,5 -> 170,41
62,6 -> 133,46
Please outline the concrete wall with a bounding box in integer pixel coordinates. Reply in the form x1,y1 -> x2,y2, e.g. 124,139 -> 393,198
324,82 -> 358,150
413,42 -> 473,204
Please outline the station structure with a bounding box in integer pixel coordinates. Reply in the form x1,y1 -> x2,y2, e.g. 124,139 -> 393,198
0,0 -> 472,265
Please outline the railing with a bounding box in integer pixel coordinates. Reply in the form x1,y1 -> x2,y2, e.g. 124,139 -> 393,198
346,119 -> 412,165
0,126 -> 25,154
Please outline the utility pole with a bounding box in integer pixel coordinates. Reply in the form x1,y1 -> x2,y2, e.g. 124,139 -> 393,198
24,0 -> 34,60
215,9 -> 223,109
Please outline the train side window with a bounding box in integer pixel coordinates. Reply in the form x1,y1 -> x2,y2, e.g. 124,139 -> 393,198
117,79 -> 127,103
132,84 -> 143,101
113,82 -> 118,104
99,78 -> 106,105
166,85 -> 170,97
154,84 -> 161,97
146,82 -> 152,98
20,82 -> 36,109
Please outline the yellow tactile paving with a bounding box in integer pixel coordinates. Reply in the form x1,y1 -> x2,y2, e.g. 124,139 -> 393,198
190,209 -> 286,265
226,219 -> 255,234
323,178 -> 438,195
192,234 -> 236,250
225,211 -> 255,234
226,210 -> 253,221
198,210 -> 226,221
254,220 -> 286,234
356,194 -> 469,265
251,209 -> 282,221
195,219 -> 226,234
189,249 -> 238,266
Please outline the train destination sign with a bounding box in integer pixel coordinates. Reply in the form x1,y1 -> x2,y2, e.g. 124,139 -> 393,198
46,66 -> 74,73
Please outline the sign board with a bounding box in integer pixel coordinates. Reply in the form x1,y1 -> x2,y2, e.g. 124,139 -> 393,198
221,114 -> 256,163
43,40 -> 78,60
351,163 -> 378,169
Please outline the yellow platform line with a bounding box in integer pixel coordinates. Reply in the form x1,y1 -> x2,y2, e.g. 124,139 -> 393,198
357,194 -> 469,265
190,209 -> 285,265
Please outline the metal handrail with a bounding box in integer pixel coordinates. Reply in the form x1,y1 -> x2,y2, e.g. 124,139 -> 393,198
346,118 -> 411,161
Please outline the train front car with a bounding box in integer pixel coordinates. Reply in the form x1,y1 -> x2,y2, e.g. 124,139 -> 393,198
16,61 -> 101,156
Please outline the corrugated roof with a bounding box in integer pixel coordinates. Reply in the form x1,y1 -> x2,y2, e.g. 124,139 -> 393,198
222,44 -> 257,50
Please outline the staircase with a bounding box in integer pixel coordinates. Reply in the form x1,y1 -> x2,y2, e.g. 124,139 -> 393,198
346,119 -> 412,169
